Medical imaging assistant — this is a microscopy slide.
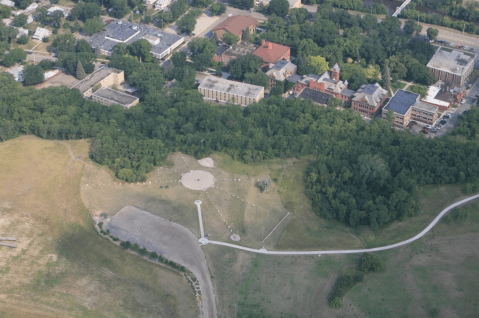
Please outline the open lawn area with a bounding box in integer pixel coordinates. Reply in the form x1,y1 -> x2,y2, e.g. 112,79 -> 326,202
0,136 -> 196,318
390,81 -> 406,96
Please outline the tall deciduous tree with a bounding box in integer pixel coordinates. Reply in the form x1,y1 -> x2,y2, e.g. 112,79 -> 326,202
268,0 -> 289,17
23,65 -> 44,86
383,62 -> 391,94
426,27 -> 438,41
306,55 -> 329,75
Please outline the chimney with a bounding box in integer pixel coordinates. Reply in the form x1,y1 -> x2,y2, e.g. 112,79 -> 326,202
268,42 -> 272,50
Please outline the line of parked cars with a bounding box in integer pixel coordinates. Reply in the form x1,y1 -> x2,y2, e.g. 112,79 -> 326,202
421,113 -> 451,134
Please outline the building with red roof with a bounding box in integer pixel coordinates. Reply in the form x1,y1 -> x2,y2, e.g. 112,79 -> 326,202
213,15 -> 259,41
252,39 -> 290,65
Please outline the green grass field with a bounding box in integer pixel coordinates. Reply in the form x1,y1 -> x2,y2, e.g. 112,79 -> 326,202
0,137 -> 197,317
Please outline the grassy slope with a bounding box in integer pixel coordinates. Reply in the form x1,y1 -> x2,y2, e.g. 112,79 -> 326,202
0,136 -> 197,318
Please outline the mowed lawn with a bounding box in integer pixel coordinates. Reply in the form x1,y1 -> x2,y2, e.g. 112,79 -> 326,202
0,136 -> 197,318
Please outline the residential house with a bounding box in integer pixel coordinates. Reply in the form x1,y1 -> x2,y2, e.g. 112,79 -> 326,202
47,6 -> 66,15
351,83 -> 388,117
0,0 -> 15,7
7,65 -> 24,82
198,76 -> 264,106
24,2 -> 38,12
265,60 -> 297,89
212,15 -> 258,42
382,89 -> 438,129
252,39 -> 290,65
32,27 -> 51,41
155,0 -> 174,11
15,27 -> 29,38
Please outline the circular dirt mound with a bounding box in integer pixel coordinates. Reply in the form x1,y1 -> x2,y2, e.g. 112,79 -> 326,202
181,170 -> 216,191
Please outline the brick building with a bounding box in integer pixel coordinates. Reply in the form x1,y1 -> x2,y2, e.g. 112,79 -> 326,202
288,64 -> 355,105
252,40 -> 290,65
213,15 -> 258,42
382,89 -> 438,129
351,83 -> 388,117
427,48 -> 475,88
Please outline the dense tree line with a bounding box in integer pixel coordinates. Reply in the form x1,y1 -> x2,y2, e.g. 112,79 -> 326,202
2,66 -> 479,229
400,9 -> 478,35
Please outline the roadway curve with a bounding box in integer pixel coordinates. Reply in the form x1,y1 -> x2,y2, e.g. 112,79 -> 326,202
207,193 -> 479,255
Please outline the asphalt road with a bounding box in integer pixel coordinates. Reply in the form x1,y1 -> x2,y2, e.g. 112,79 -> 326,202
205,193 -> 479,255
106,206 -> 217,318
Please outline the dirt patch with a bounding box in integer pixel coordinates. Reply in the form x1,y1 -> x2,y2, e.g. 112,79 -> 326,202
36,72 -> 79,89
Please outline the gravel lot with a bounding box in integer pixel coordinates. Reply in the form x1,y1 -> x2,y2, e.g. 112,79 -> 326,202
106,206 -> 217,318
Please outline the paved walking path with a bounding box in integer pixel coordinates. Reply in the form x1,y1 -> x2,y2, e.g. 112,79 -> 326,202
204,193 -> 479,255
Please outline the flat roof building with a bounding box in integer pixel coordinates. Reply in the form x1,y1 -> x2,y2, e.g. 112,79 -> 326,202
92,87 -> 139,108
427,48 -> 476,88
382,89 -> 438,129
212,42 -> 257,65
88,20 -> 184,59
198,76 -> 264,106
70,67 -> 125,97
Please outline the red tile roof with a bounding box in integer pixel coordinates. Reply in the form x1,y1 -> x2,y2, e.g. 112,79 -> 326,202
213,15 -> 259,38
252,40 -> 290,64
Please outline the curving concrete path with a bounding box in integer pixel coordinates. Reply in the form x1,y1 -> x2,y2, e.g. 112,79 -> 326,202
205,193 -> 479,255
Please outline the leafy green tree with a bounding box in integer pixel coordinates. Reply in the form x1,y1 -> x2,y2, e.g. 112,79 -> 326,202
13,14 -> 28,27
23,64 -> 44,86
76,39 -> 93,53
38,59 -> 55,70
0,5 -> 12,19
268,0 -> 289,17
348,71 -> 368,90
118,168 -> 137,182
108,0 -> 130,19
171,51 -> 188,68
289,8 -> 310,24
76,61 -> 86,79
222,32 -> 239,45
359,253 -> 384,273
306,55 -> 329,75
70,2 -> 102,22
14,0 -> 33,9
244,72 -> 269,88
149,251 -> 158,259
404,19 -> 422,35
210,2 -> 226,15
127,39 -> 153,62
228,54 -> 263,81
426,27 -> 438,41
361,13 -> 377,31
229,0 -> 253,9
192,0 -> 212,8
16,34 -> 28,45
49,34 -> 76,53
326,97 -> 343,108
83,17 -> 104,36
2,48 -> 27,67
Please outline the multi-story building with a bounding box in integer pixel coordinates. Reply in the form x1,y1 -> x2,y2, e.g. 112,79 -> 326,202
71,67 -> 125,97
427,48 -> 475,88
252,40 -> 290,65
213,15 -> 258,42
92,87 -> 139,108
265,60 -> 297,89
198,76 -> 264,106
351,83 -> 388,117
382,89 -> 438,129
289,64 -> 355,105
88,20 -> 184,59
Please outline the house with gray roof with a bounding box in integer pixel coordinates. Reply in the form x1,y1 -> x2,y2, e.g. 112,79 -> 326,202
265,60 -> 297,89
88,20 -> 184,59
382,89 -> 438,129
351,83 -> 388,118
427,48 -> 475,88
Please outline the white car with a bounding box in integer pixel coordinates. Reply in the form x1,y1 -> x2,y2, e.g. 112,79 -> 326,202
228,14 -> 232,17
461,99 -> 466,104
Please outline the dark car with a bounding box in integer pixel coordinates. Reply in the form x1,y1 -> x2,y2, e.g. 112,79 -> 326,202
440,120 -> 447,125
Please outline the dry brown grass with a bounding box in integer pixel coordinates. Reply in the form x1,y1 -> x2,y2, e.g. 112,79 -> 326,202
0,136 -> 197,318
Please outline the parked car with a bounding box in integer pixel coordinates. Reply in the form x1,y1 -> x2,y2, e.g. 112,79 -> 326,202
461,99 -> 466,104
440,119 -> 447,125
425,124 -> 432,129
443,113 -> 451,119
